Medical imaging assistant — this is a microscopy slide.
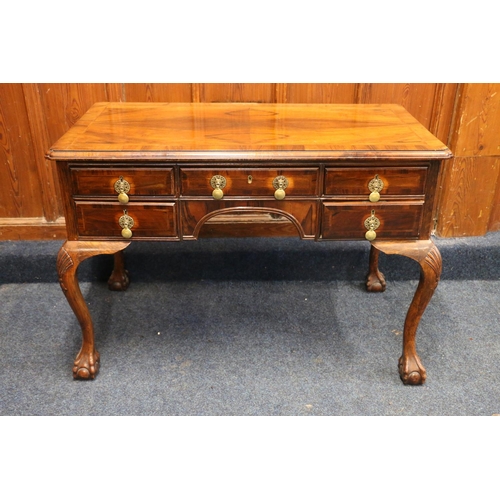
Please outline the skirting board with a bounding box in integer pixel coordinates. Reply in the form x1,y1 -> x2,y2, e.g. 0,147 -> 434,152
0,217 -> 67,240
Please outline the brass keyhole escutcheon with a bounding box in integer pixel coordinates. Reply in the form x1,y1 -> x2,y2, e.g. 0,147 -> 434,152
115,176 -> 131,204
210,175 -> 226,200
272,175 -> 289,200
364,209 -> 380,241
368,174 -> 384,203
119,210 -> 134,239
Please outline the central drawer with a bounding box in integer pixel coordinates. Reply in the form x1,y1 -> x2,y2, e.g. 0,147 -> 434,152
181,200 -> 319,239
180,167 -> 320,197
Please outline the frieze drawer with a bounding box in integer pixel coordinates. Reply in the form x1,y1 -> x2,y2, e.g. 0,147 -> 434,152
321,201 -> 424,240
180,167 -> 320,198
324,166 -> 428,198
70,166 -> 175,197
75,201 -> 178,239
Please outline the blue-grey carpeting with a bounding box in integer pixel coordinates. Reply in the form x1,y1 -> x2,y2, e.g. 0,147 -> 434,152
1,232 -> 499,415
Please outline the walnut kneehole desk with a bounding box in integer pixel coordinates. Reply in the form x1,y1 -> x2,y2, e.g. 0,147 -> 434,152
47,103 -> 452,384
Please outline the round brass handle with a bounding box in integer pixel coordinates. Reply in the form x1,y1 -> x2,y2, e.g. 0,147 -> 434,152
210,175 -> 226,200
272,175 -> 289,200
119,210 -> 134,239
121,227 -> 133,239
274,188 -> 286,201
118,192 -> 130,204
364,210 -> 380,241
115,176 -> 131,204
368,174 -> 384,203
365,229 -> 377,241
212,187 -> 224,200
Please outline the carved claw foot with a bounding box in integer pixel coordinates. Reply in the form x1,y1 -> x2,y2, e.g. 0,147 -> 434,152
107,250 -> 130,291
398,354 -> 427,385
366,269 -> 386,292
73,347 -> 100,380
366,244 -> 386,292
108,268 -> 129,291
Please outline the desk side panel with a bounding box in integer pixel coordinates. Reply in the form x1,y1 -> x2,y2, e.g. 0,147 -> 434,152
56,161 -> 79,240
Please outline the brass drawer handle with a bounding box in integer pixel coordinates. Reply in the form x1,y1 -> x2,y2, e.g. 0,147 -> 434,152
272,175 -> 289,200
368,174 -> 384,202
210,175 -> 226,200
119,209 -> 134,239
364,209 -> 380,241
114,176 -> 131,204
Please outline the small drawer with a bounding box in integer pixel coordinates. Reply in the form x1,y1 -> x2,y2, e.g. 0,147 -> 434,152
75,201 -> 178,239
70,166 -> 175,197
181,199 -> 319,239
180,167 -> 320,197
321,201 -> 423,240
324,166 -> 428,198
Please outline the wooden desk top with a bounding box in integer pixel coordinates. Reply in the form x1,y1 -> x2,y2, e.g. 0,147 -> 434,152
47,102 -> 452,162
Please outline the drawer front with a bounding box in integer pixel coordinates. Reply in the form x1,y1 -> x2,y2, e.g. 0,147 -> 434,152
321,202 -> 423,240
181,200 -> 319,239
71,166 -> 175,196
75,202 -> 178,239
180,167 -> 320,197
324,166 -> 428,197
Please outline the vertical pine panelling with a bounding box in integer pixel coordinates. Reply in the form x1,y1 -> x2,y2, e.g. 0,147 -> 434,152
105,83 -> 124,102
436,83 -> 500,237
450,83 -> 500,157
284,84 -> 358,103
123,84 -> 193,102
437,156 -> 500,236
275,83 -> 287,103
198,84 -> 276,102
0,84 -> 41,218
37,83 -> 109,146
358,83 -> 439,130
488,180 -> 500,232
22,84 -> 63,221
428,83 -> 458,143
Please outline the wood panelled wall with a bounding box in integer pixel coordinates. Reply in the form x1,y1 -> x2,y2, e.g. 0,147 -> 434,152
0,83 -> 499,239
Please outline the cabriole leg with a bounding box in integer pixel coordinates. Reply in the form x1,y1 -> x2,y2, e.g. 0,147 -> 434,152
371,240 -> 442,385
57,240 -> 131,379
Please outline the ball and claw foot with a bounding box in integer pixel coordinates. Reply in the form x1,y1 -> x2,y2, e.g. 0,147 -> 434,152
366,269 -> 386,292
107,268 -> 129,291
398,354 -> 427,385
73,349 -> 100,380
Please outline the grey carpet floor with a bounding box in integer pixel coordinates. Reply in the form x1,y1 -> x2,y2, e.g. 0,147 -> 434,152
1,233 -> 499,416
